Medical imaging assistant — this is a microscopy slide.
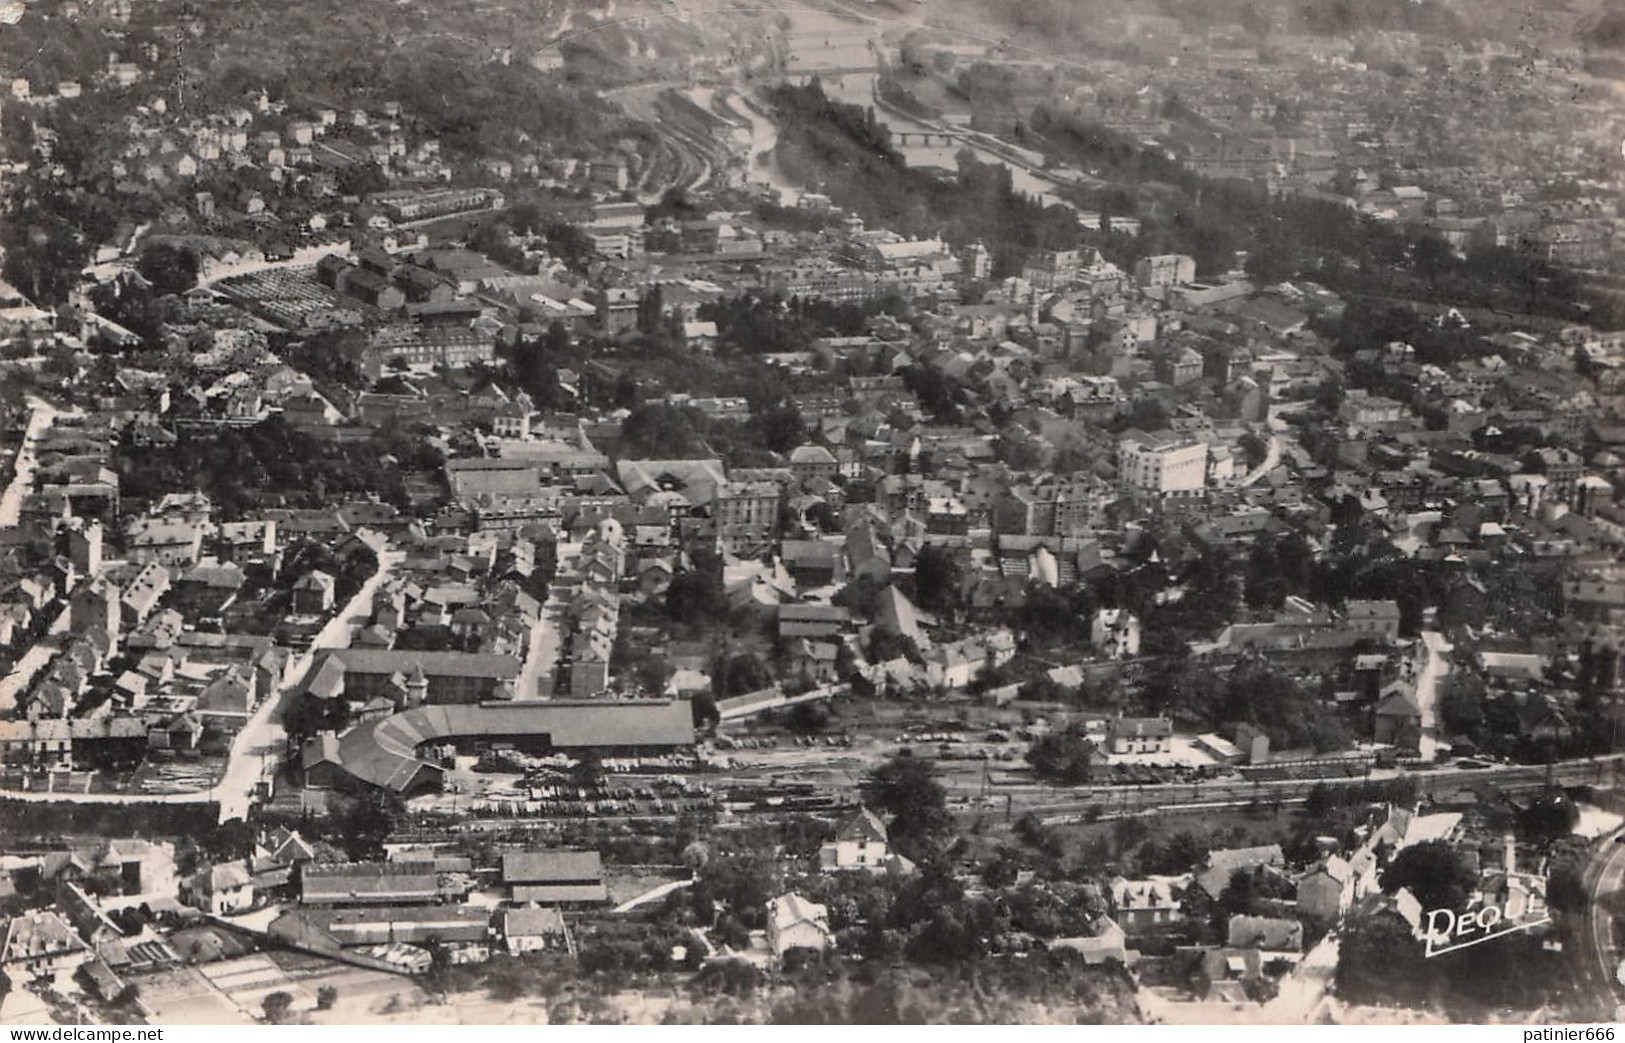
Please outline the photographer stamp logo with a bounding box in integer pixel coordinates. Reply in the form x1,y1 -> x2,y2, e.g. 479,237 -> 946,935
1421,873 -> 1550,958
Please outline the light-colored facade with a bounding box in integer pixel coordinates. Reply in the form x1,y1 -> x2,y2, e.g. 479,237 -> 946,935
1117,430 -> 1208,500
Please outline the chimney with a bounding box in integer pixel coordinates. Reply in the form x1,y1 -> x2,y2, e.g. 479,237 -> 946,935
1504,833 -> 1516,875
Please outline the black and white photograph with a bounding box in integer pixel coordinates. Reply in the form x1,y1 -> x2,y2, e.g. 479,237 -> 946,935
0,0 -> 1623,1028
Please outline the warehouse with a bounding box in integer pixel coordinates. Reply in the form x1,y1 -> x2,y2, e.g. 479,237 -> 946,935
302,699 -> 696,796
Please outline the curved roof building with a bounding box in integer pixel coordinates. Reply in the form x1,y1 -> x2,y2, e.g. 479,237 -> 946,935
303,699 -> 695,795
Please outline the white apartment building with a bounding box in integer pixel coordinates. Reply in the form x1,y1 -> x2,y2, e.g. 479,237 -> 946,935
1117,429 -> 1208,500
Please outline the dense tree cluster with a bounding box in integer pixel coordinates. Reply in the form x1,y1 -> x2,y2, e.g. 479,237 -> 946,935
765,82 -> 1082,270
1142,656 -> 1352,754
860,754 -> 954,857
1336,911 -> 1579,1018
1025,728 -> 1101,785
116,415 -> 441,516
1439,666 -> 1612,763
332,789 -> 405,862
617,399 -> 809,468
137,243 -> 202,297
1380,840 -> 1477,913
1025,106 -> 1621,325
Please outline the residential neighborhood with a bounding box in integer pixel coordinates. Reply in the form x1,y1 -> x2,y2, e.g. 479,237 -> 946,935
1,0 -> 1624,1027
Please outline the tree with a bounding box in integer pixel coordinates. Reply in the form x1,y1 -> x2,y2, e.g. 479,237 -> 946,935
137,242 -> 200,297
1025,730 -> 1101,785
667,568 -> 725,623
637,283 -> 665,334
3,200 -> 93,306
754,404 -> 806,454
807,500 -> 842,533
1305,782 -> 1334,818
262,991 -> 294,1024
571,750 -> 603,792
682,841 -> 711,876
1380,840 -> 1477,912
704,856 -> 775,929
1546,846 -> 1587,914
335,790 -> 403,861
199,818 -> 257,862
833,574 -> 886,618
911,545 -> 963,617
1217,660 -> 1351,753
283,692 -> 354,745
1335,912 -> 1429,1006
690,691 -> 721,731
982,851 -> 1021,888
1217,868 -> 1261,917
1141,831 -> 1209,875
786,699 -> 832,734
336,162 -> 389,197
712,652 -> 772,699
1518,789 -> 1579,846
860,753 -> 953,848
1438,672 -> 1486,738
315,985 -> 338,1010
621,403 -> 708,458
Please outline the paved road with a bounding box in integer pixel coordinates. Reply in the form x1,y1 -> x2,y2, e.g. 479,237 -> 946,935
0,641 -> 58,717
514,600 -> 564,700
0,537 -> 400,818
1262,933 -> 1340,1022
214,535 -> 400,821
1239,433 -> 1283,488
1413,631 -> 1452,761
0,398 -> 60,527
613,877 -> 693,914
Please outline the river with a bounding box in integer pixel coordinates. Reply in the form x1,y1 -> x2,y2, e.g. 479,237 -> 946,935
722,89 -> 807,205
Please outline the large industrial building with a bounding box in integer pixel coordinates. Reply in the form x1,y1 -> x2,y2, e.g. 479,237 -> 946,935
301,700 -> 696,796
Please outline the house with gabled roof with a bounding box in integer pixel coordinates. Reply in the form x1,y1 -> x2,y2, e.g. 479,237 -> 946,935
260,826 -> 317,867
818,806 -> 914,874
781,603 -> 855,645
875,585 -> 927,648
766,892 -> 830,960
1373,805 -> 1463,853
292,569 -> 337,614
501,850 -> 606,905
196,667 -> 256,729
1106,716 -> 1173,754
1109,877 -> 1184,932
1296,855 -> 1354,920
0,910 -> 90,987
499,905 -> 574,956
1226,914 -> 1303,953
1050,915 -> 1136,965
1196,845 -> 1285,901
1374,686 -> 1423,750
182,861 -> 254,915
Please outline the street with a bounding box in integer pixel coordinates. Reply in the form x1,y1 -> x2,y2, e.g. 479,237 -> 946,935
1413,631 -> 1453,761
211,534 -> 400,821
513,597 -> 564,700
0,539 -> 401,817
1239,433 -> 1283,488
0,397 -> 60,528
1261,933 -> 1340,1022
